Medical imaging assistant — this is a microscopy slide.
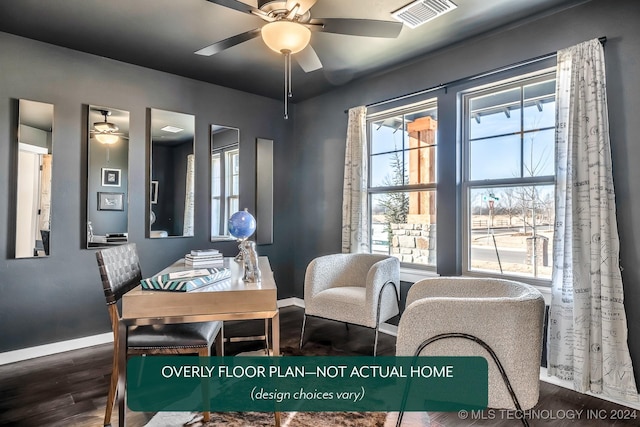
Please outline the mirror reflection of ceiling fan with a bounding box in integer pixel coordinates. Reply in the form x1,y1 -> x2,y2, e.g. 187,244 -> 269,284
196,0 -> 404,118
90,109 -> 128,145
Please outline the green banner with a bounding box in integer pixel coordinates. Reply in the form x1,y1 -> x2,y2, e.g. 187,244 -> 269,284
127,356 -> 487,412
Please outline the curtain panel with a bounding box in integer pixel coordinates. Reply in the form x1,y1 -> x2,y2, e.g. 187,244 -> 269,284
547,39 -> 638,402
183,153 -> 195,236
341,106 -> 369,254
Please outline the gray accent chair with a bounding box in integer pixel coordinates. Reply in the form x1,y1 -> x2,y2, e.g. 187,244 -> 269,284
300,253 -> 400,355
395,277 -> 545,427
96,243 -> 223,427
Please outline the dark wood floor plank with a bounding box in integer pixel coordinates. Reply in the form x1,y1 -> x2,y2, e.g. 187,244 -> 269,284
0,306 -> 637,426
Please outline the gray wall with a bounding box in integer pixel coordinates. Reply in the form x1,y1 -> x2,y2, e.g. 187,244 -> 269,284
292,0 -> 640,382
0,32 -> 295,352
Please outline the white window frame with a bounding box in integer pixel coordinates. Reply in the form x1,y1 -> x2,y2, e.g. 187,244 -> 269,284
461,69 -> 556,286
366,99 -> 438,271
211,144 -> 239,238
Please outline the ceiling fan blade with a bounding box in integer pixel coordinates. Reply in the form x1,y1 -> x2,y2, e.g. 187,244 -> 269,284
295,45 -> 322,73
285,0 -> 318,15
206,0 -> 256,15
207,0 -> 273,20
309,18 -> 403,38
195,28 -> 262,56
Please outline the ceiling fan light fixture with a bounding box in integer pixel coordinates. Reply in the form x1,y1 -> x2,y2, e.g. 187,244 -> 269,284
261,20 -> 311,54
95,133 -> 119,145
94,121 -> 119,133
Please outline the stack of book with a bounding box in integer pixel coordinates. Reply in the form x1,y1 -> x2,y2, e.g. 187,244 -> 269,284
185,249 -> 223,267
106,232 -> 128,243
140,267 -> 231,292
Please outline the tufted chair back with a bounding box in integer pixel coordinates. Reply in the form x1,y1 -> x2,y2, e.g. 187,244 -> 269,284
96,243 -> 143,306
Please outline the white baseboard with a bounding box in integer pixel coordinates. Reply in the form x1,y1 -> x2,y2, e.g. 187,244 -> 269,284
277,297 -> 304,308
0,298 -> 306,365
0,332 -> 114,366
539,367 -> 640,410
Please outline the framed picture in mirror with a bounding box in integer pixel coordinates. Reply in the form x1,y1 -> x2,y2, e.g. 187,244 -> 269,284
102,168 -> 121,187
151,180 -> 158,204
98,192 -> 124,211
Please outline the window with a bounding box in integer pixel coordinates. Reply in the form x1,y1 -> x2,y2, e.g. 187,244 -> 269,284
367,100 -> 438,268
462,71 -> 556,281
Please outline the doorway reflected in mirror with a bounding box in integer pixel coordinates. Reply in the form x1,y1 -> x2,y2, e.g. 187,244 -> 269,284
15,99 -> 54,258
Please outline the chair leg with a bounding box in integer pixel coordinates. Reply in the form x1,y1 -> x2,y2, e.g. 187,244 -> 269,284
299,314 -> 307,349
373,280 -> 400,357
104,350 -> 118,426
373,324 -> 380,356
199,347 -> 211,423
264,319 -> 270,355
215,323 -> 225,356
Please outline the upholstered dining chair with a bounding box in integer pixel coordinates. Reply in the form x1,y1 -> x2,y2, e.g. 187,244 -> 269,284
394,277 -> 545,427
300,253 -> 400,355
96,243 -> 223,427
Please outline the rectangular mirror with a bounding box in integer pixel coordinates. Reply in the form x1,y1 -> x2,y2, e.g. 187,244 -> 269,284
149,109 -> 195,238
211,125 -> 240,240
15,99 -> 54,258
256,138 -> 273,245
87,106 -> 130,248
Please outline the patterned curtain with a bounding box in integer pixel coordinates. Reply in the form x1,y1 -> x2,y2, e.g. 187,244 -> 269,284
547,39 -> 638,402
183,154 -> 195,236
341,106 -> 369,253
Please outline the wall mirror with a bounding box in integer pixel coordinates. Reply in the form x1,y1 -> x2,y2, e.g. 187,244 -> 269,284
149,108 -> 195,238
87,105 -> 130,248
15,99 -> 54,258
210,125 -> 239,240
255,138 -> 274,245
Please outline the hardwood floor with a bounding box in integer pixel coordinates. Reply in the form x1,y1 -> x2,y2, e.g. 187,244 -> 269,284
0,306 -> 637,426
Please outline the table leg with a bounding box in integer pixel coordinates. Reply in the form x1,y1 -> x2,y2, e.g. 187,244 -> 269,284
272,311 -> 281,427
272,310 -> 280,356
117,320 -> 128,427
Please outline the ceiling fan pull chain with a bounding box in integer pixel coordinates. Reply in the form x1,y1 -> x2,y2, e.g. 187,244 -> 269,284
287,51 -> 293,98
283,49 -> 292,119
284,52 -> 289,119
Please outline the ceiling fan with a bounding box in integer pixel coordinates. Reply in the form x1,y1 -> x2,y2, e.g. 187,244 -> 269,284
196,0 -> 403,118
90,109 -> 127,145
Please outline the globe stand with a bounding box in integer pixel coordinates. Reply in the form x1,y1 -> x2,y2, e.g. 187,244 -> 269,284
234,239 -> 246,263
228,209 -> 260,283
238,239 -> 261,283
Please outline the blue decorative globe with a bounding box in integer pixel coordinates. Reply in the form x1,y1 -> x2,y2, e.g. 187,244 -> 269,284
228,210 -> 256,240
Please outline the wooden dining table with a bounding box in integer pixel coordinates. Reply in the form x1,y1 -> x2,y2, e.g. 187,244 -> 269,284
115,256 -> 280,426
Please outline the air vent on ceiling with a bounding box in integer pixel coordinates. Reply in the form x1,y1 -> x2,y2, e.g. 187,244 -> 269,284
392,0 -> 457,29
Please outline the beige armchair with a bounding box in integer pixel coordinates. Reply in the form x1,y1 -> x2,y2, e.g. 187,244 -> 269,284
395,277 -> 545,427
300,253 -> 400,355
